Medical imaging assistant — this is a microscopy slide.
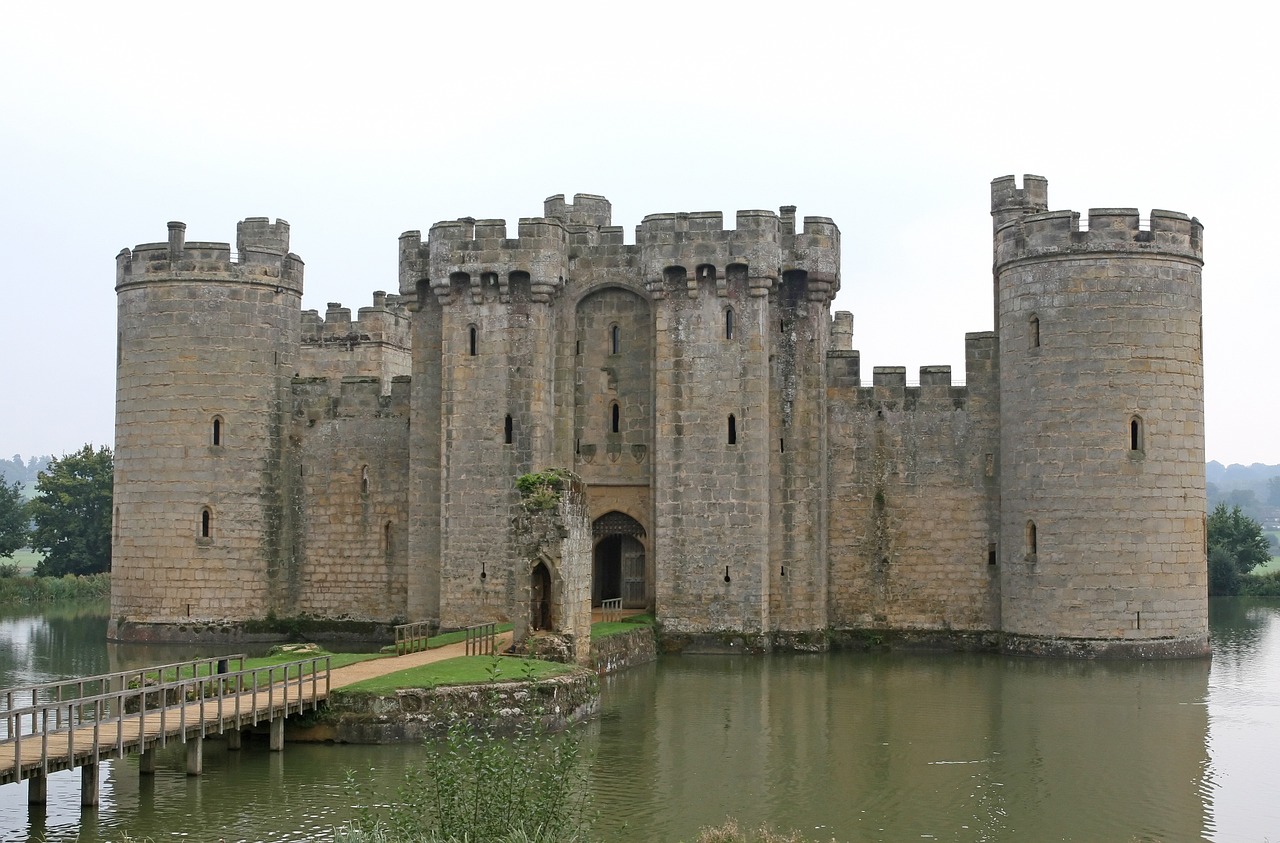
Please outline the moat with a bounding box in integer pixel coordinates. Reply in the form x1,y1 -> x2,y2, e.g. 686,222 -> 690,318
2,600 -> 1277,842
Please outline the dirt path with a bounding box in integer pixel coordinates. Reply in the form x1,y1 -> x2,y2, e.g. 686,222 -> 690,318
328,632 -> 515,690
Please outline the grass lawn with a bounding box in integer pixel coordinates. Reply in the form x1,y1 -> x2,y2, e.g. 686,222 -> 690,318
591,613 -> 656,640
420,622 -> 514,649
337,655 -> 578,694
7,548 -> 44,572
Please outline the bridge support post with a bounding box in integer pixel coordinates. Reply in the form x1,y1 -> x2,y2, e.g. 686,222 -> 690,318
28,771 -> 47,804
227,727 -> 242,750
186,735 -> 203,776
81,763 -> 99,806
139,747 -> 156,775
269,716 -> 284,752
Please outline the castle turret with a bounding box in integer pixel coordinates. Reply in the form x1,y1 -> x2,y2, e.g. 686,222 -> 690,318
110,219 -> 303,640
992,176 -> 1207,657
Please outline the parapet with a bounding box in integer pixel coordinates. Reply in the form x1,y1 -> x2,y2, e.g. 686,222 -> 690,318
117,218 -> 304,294
301,291 -> 410,349
544,193 -> 612,229
400,196 -> 840,305
991,174 -> 1049,229
994,202 -> 1203,269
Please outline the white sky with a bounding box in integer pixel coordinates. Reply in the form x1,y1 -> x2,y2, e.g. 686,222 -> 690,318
1,2 -> 1275,465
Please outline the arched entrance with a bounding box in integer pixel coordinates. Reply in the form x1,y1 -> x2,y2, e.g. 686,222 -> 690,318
530,562 -> 552,631
592,512 -> 647,609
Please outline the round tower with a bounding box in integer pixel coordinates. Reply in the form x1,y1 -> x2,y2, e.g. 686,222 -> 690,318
110,218 -> 304,641
992,175 -> 1207,657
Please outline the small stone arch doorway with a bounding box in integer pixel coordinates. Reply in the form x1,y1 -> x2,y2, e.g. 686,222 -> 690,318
592,512 -> 647,609
530,561 -> 553,631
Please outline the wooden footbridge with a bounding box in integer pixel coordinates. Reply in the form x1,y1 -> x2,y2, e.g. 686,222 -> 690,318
1,653 -> 330,808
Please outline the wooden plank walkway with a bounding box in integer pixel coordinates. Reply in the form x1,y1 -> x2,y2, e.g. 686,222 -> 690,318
1,654 -> 330,790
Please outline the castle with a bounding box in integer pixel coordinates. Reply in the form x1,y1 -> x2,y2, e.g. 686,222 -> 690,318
108,175 -> 1209,658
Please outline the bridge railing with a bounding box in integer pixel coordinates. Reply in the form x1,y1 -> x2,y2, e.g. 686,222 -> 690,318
394,620 -> 435,656
600,598 -> 623,623
465,622 -> 497,656
1,655 -> 331,780
1,655 -> 248,741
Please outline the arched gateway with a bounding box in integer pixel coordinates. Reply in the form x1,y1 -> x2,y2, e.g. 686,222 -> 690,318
592,511 -> 648,609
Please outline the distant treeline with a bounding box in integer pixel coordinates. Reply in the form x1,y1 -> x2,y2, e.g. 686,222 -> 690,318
0,454 -> 52,488
1207,462 -> 1280,523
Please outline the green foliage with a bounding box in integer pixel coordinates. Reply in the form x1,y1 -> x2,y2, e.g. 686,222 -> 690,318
28,445 -> 113,576
0,479 -> 28,558
515,468 -> 576,512
1241,569 -> 1280,597
591,613 -> 657,640
1268,476 -> 1280,506
0,572 -> 111,605
1207,503 -> 1273,596
341,659 -> 592,843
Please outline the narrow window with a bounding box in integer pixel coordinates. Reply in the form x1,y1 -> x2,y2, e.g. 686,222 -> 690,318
1026,521 -> 1037,557
780,438 -> 785,453
1130,416 -> 1144,453
212,417 -> 222,447
201,508 -> 211,539
384,521 -> 394,561
988,542 -> 998,566
468,325 -> 478,357
361,465 -> 369,496
1029,315 -> 1041,349
725,307 -> 734,340
728,414 -> 737,445
610,324 -> 620,354
504,414 -> 513,445
611,402 -> 620,434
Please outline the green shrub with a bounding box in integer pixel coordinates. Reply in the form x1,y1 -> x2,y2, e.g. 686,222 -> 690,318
1241,570 -> 1280,597
342,660 -> 592,843
0,572 -> 110,605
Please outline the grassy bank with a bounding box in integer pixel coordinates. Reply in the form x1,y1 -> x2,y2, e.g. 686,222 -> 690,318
339,655 -> 578,694
590,612 -> 656,640
0,571 -> 110,605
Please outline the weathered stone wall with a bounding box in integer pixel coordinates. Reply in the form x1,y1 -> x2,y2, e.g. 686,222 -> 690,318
298,292 -> 411,389
827,345 -> 1001,632
993,182 -> 1207,652
288,376 -> 410,621
652,267 -> 772,635
590,625 -> 657,674
112,220 -> 302,634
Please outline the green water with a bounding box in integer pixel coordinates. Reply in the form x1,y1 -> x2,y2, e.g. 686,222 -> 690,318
2,600 -> 1278,842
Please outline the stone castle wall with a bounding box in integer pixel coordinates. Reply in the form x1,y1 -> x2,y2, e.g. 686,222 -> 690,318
111,180 -> 1209,657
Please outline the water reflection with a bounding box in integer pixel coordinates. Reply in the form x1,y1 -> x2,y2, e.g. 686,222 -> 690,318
591,653 -> 1211,842
2,602 -> 1279,842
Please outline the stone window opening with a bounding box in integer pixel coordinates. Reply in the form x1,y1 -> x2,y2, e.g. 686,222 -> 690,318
1029,315 -> 1040,349
1026,521 -> 1037,560
361,465 -> 369,496
610,323 -> 620,355
988,542 -> 998,566
200,508 -> 211,540
504,415 -> 513,445
725,307 -> 735,340
211,416 -> 223,447
610,402 -> 620,434
780,438 -> 785,453
1130,415 -> 1144,454
468,325 -> 478,357
728,414 -> 737,445
384,521 -> 394,562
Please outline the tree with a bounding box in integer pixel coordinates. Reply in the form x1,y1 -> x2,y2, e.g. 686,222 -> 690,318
1206,503 -> 1271,596
28,445 -> 113,577
1268,476 -> 1280,506
0,479 -> 28,558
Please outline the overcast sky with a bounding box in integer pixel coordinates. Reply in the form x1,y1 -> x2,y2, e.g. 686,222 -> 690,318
1,2 -> 1275,466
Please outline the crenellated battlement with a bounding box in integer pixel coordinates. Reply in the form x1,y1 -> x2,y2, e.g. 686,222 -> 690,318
994,203 -> 1203,269
990,174 -> 1049,229
398,196 -> 839,305
301,290 -> 410,348
116,218 -> 304,294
